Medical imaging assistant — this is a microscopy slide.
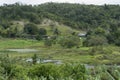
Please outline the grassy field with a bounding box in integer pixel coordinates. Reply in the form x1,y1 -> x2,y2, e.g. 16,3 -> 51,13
0,38 -> 44,49
0,39 -> 120,65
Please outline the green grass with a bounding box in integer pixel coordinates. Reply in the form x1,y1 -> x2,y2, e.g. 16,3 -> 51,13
0,39 -> 44,49
0,39 -> 120,65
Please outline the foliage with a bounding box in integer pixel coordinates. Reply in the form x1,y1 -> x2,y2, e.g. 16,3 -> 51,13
29,64 -> 61,79
107,28 -> 120,46
57,35 -> 81,48
0,54 -> 120,80
0,3 -> 120,46
84,35 -> 108,46
44,39 -> 53,47
38,28 -> 47,36
53,28 -> 60,35
24,23 -> 38,35
32,54 -> 38,64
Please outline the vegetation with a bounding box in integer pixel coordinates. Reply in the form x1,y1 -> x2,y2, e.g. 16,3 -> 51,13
57,35 -> 81,48
24,23 -> 38,35
0,2 -> 120,80
0,2 -> 120,46
0,39 -> 119,65
0,54 -> 120,80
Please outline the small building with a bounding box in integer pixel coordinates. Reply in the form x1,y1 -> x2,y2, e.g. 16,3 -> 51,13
78,33 -> 86,37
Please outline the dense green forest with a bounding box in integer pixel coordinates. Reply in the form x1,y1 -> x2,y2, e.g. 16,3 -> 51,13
0,2 -> 120,46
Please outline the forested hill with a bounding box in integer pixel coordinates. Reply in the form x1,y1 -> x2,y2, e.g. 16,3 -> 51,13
0,2 -> 120,30
0,3 -> 120,44
40,3 -> 120,30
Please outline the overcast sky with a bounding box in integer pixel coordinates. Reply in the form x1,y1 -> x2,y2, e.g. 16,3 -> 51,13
0,0 -> 120,5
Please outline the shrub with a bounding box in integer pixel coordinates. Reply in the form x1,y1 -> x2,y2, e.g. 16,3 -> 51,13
57,36 -> 81,48
44,39 -> 53,46
84,35 -> 108,46
24,23 -> 38,35
29,64 -> 61,79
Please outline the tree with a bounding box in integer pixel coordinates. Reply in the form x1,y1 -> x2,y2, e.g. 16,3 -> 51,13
36,28 -> 47,40
38,28 -> 47,36
107,28 -> 120,46
115,37 -> 120,46
24,23 -> 38,35
94,27 -> 106,36
57,36 -> 80,48
53,28 -> 60,35
108,28 -> 120,46
84,35 -> 108,46
27,13 -> 41,24
32,54 -> 38,64
6,26 -> 18,38
44,39 -> 53,47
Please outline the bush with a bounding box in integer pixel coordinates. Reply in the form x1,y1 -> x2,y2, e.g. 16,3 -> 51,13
57,36 -> 81,48
24,23 -> 38,35
29,64 -> 61,79
84,35 -> 108,47
89,46 -> 104,55
44,39 -> 53,47
38,28 -> 47,36
62,63 -> 86,80
11,65 -> 28,80
29,63 -> 86,80
35,35 -> 43,40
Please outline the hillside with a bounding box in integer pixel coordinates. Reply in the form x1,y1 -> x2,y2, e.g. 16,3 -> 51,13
0,2 -> 120,46
0,3 -> 120,30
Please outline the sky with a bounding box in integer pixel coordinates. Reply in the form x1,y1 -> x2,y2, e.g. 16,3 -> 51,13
0,0 -> 120,5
